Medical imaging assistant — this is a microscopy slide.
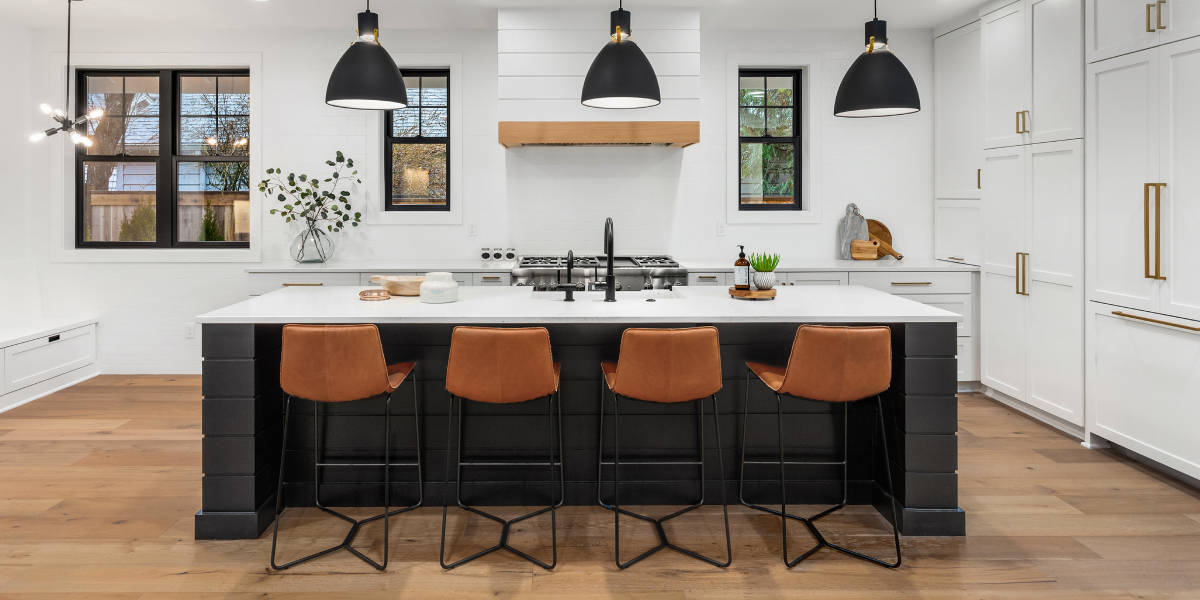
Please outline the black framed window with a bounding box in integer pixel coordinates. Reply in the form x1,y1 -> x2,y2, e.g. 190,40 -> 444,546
384,70 -> 449,211
76,69 -> 250,247
737,69 -> 802,211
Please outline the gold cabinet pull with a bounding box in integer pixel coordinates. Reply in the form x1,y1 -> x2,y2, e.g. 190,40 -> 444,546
1016,111 -> 1022,134
1158,0 -> 1167,29
1144,183 -> 1154,279
977,168 -> 982,189
1154,183 -> 1167,280
1020,110 -> 1031,133
948,256 -> 966,261
1015,252 -> 1021,295
282,282 -> 323,287
1147,3 -> 1157,32
891,281 -> 933,286
1015,252 -> 1030,296
1112,311 -> 1200,332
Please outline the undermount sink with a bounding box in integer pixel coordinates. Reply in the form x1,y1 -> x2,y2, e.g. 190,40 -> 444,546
531,289 -> 684,301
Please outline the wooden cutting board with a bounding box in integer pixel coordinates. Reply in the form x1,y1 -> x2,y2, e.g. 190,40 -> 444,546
867,219 -> 904,260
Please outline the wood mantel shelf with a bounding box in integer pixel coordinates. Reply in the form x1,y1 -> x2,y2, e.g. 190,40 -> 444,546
498,121 -> 699,148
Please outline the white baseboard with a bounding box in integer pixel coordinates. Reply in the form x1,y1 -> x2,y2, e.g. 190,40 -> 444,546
980,386 -> 1085,440
957,380 -> 982,393
0,365 -> 100,414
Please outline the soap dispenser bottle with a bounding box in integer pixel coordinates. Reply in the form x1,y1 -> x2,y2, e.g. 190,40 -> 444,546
734,245 -> 751,291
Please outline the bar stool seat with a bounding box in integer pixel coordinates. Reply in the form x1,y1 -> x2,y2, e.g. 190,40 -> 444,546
440,326 -> 564,571
598,327 -> 732,569
270,324 -> 423,572
739,324 -> 901,569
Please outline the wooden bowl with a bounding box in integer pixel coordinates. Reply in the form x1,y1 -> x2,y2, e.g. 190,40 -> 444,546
369,275 -> 425,296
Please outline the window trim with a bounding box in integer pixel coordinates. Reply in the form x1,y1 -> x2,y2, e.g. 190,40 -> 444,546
383,68 -> 450,212
736,69 -> 802,212
74,68 -> 251,249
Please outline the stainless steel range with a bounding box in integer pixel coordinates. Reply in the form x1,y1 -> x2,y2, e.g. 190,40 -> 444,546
512,254 -> 687,292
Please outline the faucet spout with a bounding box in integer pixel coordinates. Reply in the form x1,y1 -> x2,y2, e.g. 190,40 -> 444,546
603,217 -> 616,302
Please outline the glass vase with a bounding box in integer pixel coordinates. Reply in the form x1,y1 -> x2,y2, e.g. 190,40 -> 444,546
290,224 -> 335,263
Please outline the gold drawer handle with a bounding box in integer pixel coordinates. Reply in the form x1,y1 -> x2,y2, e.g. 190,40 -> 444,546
1147,3 -> 1157,32
698,275 -> 718,280
1158,0 -> 1167,30
282,282 -> 323,287
891,281 -> 933,286
1112,311 -> 1200,332
948,256 -> 965,261
482,276 -> 501,281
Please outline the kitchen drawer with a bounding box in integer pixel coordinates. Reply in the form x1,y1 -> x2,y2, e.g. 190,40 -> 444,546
849,271 -> 972,295
901,294 -> 973,337
3,324 -> 96,393
473,273 -> 511,286
361,272 -> 419,285
780,272 -> 849,286
247,273 -> 360,296
688,272 -> 728,287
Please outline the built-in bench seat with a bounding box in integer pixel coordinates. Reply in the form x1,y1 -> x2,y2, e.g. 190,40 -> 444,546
0,316 -> 98,413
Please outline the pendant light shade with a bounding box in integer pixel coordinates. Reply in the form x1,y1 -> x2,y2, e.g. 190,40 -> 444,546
581,4 -> 661,109
834,15 -> 920,118
325,6 -> 408,110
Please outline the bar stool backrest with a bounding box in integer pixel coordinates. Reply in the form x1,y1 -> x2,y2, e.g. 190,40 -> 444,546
779,325 -> 892,403
613,326 -> 722,404
280,324 -> 391,403
446,326 -> 557,404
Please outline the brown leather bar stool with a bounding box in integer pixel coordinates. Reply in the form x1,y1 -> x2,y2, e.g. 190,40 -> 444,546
270,324 -> 422,571
440,326 -> 564,570
739,324 -> 901,568
597,326 -> 732,569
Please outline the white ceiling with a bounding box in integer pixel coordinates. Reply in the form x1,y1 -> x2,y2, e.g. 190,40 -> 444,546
0,0 -> 989,32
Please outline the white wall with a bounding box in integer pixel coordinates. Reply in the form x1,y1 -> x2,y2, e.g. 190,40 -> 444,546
0,24 -> 37,317
19,16 -> 934,374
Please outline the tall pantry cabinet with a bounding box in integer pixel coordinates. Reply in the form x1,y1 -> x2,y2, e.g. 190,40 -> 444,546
1086,15 -> 1200,480
977,0 -> 1086,426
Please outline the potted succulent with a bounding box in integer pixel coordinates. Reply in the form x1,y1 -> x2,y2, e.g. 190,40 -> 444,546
259,151 -> 363,263
750,252 -> 780,290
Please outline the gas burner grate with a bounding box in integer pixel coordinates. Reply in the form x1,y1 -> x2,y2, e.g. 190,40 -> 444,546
631,256 -> 680,268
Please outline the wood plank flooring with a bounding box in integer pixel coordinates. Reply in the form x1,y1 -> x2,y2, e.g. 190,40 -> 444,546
0,375 -> 1198,598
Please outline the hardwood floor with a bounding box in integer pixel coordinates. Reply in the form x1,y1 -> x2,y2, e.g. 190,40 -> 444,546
1,375 -> 1198,598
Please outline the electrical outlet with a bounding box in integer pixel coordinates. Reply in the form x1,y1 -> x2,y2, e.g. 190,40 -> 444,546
184,323 -> 196,340
468,223 -> 478,236
716,222 -> 727,237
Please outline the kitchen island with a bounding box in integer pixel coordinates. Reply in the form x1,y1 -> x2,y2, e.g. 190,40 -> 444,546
195,285 -> 964,539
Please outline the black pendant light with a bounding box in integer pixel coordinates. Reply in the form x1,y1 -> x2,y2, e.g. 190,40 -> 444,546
581,1 -> 661,109
325,0 -> 408,110
834,0 -> 920,118
30,0 -> 103,146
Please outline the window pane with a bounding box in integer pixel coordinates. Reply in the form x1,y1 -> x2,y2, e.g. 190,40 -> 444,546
766,76 -> 793,106
393,108 -> 419,137
179,117 -> 217,155
215,117 -> 250,156
86,75 -> 125,115
391,143 -> 447,207
123,117 -> 160,155
180,76 -> 217,116
420,76 -> 447,106
86,117 -> 126,155
739,76 -> 764,106
766,108 -> 793,137
403,75 -> 421,105
421,108 -> 448,137
125,76 -> 160,115
82,161 -> 156,242
739,142 -> 795,206
217,76 -> 250,114
177,161 -> 250,242
739,107 -> 764,136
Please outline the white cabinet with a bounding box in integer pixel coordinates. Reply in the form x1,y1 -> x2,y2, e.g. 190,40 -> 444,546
779,272 -> 847,286
1087,37 -> 1200,321
981,140 -> 1085,424
1085,0 -> 1200,63
1087,303 -> 1200,480
473,273 -> 512,286
688,272 -> 728,287
2,325 -> 96,394
982,0 -> 1082,148
935,20 -> 983,199
934,200 -> 984,265
247,272 -> 360,296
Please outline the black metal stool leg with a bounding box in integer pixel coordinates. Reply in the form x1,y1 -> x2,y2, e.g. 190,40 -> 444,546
739,369 -> 815,524
440,393 -> 562,570
601,389 -> 732,569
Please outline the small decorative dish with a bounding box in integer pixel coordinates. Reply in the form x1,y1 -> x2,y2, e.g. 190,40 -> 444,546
359,289 -> 391,302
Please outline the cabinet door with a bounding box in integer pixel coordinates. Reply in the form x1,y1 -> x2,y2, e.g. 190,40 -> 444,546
1031,0 -> 1084,143
983,1 -> 1032,148
1157,37 -> 1200,321
1088,305 -> 1200,480
1025,140 -> 1084,424
1086,50 -> 1161,311
982,146 -> 1028,275
981,269 -> 1028,398
1085,0 -> 1160,62
1156,0 -> 1200,46
781,272 -> 848,286
934,199 -> 983,265
935,21 -> 983,198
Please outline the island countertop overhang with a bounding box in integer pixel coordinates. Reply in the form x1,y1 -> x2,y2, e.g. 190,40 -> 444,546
195,285 -> 962,325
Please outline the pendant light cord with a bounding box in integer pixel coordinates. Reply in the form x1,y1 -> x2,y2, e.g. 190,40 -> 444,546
64,0 -> 71,114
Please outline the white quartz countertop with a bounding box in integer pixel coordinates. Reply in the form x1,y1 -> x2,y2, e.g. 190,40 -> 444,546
679,257 -> 980,272
196,285 -> 961,325
245,257 -> 978,274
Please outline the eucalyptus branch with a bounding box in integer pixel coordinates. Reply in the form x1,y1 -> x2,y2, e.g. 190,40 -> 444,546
260,150 -> 364,233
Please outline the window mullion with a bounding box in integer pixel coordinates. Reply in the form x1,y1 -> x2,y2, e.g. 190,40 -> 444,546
159,70 -> 174,247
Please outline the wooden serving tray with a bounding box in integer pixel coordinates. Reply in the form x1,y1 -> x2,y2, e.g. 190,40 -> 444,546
729,287 -> 777,301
